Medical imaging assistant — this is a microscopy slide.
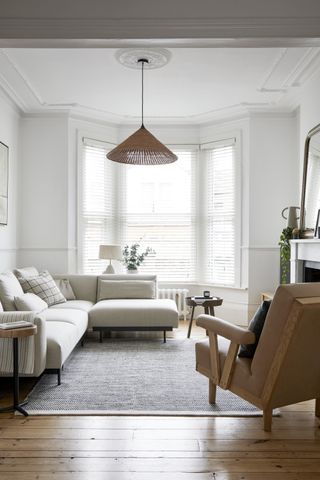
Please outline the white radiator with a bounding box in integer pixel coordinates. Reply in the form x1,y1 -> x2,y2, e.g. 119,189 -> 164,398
158,288 -> 189,321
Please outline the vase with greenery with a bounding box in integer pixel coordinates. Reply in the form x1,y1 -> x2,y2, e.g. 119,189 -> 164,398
279,227 -> 294,284
122,243 -> 155,272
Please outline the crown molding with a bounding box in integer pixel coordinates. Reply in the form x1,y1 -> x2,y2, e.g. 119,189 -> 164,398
1,45 -> 319,126
1,17 -> 320,42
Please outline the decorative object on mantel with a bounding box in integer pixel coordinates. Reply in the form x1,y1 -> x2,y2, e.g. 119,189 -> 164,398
99,245 -> 122,274
0,141 -> 9,225
299,122 -> 320,238
122,243 -> 155,273
281,206 -> 300,229
107,49 -> 177,165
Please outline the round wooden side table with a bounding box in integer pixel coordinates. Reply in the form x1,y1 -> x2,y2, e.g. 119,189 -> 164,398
186,297 -> 223,338
0,325 -> 37,416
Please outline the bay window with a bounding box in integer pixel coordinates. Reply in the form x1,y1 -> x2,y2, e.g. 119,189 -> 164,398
79,136 -> 239,286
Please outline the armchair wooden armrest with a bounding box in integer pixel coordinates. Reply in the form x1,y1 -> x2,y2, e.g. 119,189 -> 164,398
196,314 -> 255,390
196,314 -> 255,344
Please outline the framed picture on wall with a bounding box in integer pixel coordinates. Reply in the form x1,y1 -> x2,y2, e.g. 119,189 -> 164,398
0,141 -> 8,225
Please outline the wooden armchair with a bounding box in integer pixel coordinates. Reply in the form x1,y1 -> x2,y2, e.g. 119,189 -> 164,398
195,283 -> 320,431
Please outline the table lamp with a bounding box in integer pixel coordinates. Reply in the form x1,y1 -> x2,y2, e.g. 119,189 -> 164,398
99,245 -> 122,274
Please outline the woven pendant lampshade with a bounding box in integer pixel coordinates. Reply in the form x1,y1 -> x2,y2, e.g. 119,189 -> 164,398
107,58 -> 177,165
107,125 -> 177,165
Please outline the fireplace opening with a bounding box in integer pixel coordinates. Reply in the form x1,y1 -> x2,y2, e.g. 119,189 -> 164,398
304,261 -> 320,282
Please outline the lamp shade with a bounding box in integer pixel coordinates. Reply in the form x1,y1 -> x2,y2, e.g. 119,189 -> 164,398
99,245 -> 122,260
107,126 -> 178,165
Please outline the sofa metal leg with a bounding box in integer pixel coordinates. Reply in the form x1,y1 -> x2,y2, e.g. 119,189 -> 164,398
57,369 -> 61,386
80,335 -> 85,347
163,330 -> 166,343
99,330 -> 103,343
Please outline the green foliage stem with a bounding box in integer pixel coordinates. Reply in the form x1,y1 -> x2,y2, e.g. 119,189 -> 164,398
279,227 -> 293,284
122,243 -> 155,270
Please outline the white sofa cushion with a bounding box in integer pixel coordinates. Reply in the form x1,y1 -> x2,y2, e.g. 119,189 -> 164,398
14,293 -> 48,312
14,266 -> 39,278
18,271 -> 66,307
54,278 -> 76,300
89,298 -> 179,328
0,271 -> 24,311
98,279 -> 156,301
50,300 -> 94,313
42,308 -> 88,337
45,321 -> 81,369
53,275 -> 98,302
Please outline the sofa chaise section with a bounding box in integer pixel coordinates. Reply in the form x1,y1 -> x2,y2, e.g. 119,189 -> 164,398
89,274 -> 179,342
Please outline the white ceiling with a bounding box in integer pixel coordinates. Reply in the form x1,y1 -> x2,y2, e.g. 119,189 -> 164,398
0,47 -> 320,124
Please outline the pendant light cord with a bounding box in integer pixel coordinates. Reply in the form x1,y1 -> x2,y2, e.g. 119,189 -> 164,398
138,58 -> 148,128
141,59 -> 145,128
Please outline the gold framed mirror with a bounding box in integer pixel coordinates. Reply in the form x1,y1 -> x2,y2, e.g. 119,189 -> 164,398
299,122 -> 320,238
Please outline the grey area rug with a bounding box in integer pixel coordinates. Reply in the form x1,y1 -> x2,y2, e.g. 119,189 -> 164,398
26,338 -> 262,415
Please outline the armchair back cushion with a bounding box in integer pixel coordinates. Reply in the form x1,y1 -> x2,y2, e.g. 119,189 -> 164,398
251,283 -> 320,398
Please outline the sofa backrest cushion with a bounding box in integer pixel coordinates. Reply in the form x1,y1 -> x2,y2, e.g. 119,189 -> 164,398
53,275 -> 98,302
98,279 -> 156,301
54,278 -> 76,300
14,266 -> 39,278
14,292 -> 48,312
0,271 -> 24,310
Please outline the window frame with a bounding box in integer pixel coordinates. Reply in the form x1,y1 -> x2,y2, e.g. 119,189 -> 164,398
77,130 -> 242,288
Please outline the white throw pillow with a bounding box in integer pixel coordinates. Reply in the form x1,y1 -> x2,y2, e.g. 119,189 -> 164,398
14,293 -> 48,312
18,270 -> 66,307
14,266 -> 39,278
54,279 -> 76,300
98,279 -> 156,301
0,271 -> 24,311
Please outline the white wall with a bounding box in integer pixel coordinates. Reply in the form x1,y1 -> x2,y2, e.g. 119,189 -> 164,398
0,90 -> 20,271
18,115 -> 69,272
247,113 -> 300,315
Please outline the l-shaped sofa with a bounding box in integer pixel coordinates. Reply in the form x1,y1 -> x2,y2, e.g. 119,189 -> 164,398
0,273 -> 179,384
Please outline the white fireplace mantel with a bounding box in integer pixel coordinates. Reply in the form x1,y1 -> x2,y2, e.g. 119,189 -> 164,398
290,239 -> 320,283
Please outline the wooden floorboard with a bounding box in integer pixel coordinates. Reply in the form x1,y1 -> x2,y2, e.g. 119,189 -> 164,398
0,322 -> 320,478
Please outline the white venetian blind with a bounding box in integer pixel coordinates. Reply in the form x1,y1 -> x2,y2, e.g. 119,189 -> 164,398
202,141 -> 236,286
79,140 -> 116,273
119,150 -> 197,281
